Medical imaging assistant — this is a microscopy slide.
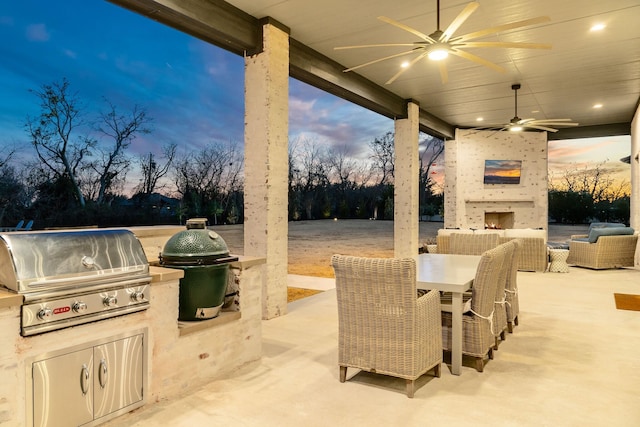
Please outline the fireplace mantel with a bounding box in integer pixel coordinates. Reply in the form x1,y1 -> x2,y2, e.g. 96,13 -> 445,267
465,198 -> 534,203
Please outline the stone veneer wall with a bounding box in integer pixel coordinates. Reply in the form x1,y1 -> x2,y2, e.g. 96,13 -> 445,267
444,128 -> 548,231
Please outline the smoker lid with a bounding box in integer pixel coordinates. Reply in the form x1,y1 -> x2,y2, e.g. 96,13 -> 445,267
0,228 -> 149,293
160,218 -> 230,266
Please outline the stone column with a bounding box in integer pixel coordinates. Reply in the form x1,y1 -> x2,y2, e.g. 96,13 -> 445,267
394,101 -> 420,258
631,106 -> 639,267
244,20 -> 289,319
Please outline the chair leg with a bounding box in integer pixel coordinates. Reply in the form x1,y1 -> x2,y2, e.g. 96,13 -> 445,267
488,347 -> 494,360
339,366 -> 347,383
507,321 -> 514,333
475,357 -> 484,372
433,363 -> 441,378
514,316 -> 519,326
500,330 -> 506,341
494,336 -> 500,350
406,379 -> 415,398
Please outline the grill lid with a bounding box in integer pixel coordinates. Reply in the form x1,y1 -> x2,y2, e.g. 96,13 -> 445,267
159,218 -> 230,266
0,228 -> 149,293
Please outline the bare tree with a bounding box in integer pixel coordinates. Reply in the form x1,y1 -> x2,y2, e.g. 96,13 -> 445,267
174,141 -> 244,224
551,161 -> 629,202
368,131 -> 395,185
289,137 -> 330,219
135,143 -> 177,196
25,78 -> 93,207
88,101 -> 151,204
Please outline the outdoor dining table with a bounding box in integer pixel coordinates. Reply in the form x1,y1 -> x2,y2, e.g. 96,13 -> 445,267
414,253 -> 482,375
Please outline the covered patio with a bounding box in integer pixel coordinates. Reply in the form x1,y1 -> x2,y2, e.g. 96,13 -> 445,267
96,1 -> 639,424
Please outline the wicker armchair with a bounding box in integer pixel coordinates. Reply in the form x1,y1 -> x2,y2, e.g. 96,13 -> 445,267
448,233 -> 499,255
441,244 -> 506,372
331,255 -> 443,398
567,234 -> 638,269
498,236 -> 546,272
505,239 -> 522,333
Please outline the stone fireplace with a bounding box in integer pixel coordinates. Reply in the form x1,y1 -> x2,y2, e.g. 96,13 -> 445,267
444,129 -> 548,230
485,212 -> 514,229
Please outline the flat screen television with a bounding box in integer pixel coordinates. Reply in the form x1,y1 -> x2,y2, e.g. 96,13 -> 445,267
483,160 -> 522,184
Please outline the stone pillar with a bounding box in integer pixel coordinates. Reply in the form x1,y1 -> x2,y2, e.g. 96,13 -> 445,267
631,106 -> 639,267
394,101 -> 420,258
244,21 -> 289,319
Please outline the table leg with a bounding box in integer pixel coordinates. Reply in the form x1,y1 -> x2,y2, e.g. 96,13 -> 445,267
451,292 -> 462,375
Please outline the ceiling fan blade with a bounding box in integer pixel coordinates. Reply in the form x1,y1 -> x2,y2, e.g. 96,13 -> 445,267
525,124 -> 559,132
531,121 -> 579,127
454,16 -> 551,43
438,62 -> 448,84
448,49 -> 505,73
385,51 -> 429,84
335,43 -> 424,50
442,2 -> 480,41
530,118 -> 577,123
459,41 -> 552,50
342,49 -> 420,73
377,16 -> 437,43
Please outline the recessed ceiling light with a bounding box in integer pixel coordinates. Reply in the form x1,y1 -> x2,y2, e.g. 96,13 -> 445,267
593,103 -> 603,109
590,23 -> 606,32
401,61 -> 410,68
531,110 -> 540,114
476,117 -> 484,122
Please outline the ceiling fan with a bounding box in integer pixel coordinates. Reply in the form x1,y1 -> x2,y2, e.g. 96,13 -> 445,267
477,84 -> 580,133
335,0 -> 552,84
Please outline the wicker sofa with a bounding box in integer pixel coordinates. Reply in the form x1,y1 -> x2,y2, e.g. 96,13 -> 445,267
435,228 -> 547,272
566,224 -> 637,269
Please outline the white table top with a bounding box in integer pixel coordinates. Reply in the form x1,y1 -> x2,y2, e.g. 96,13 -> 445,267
414,253 -> 482,292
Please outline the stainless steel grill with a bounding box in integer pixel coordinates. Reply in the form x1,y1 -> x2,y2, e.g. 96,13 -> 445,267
0,228 -> 151,336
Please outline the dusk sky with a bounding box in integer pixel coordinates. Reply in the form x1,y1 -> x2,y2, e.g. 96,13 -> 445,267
0,1 -> 631,192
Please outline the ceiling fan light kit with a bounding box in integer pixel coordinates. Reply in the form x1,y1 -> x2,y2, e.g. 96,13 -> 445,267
473,83 -> 579,134
335,0 -> 552,84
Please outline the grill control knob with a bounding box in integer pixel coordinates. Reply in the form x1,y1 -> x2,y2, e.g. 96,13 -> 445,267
37,307 -> 53,320
103,296 -> 118,307
73,301 -> 88,313
131,291 -> 145,302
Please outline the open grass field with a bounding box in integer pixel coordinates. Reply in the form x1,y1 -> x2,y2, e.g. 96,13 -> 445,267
214,220 -> 588,278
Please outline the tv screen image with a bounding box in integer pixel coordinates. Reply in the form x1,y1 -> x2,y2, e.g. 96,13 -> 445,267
483,160 -> 522,184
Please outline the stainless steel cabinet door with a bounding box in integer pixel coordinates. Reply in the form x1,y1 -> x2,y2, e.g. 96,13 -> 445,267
32,348 -> 94,427
93,334 -> 144,419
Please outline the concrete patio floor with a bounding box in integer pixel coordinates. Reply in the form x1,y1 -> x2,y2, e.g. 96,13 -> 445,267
105,265 -> 640,427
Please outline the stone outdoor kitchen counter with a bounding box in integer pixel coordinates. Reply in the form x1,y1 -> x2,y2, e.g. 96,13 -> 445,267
0,254 -> 265,425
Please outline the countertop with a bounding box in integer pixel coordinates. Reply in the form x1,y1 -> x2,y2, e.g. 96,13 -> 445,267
0,255 -> 265,309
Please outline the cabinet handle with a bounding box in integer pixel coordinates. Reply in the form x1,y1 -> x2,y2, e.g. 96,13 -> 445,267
80,364 -> 90,395
98,359 -> 108,389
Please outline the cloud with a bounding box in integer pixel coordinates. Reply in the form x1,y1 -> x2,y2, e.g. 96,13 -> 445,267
25,23 -> 49,42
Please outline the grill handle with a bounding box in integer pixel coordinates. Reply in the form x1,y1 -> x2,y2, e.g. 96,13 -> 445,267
98,359 -> 108,388
80,364 -> 90,395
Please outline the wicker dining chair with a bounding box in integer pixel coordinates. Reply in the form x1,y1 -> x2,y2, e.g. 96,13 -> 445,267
505,239 -> 522,333
331,255 -> 443,398
441,244 -> 506,372
492,240 -> 515,350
